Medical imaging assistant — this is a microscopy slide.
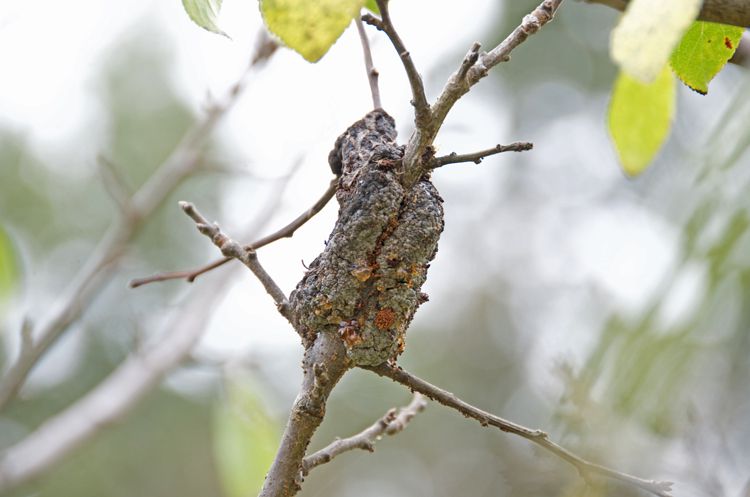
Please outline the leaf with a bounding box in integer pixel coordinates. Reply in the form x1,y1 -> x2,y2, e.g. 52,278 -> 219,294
670,21 -> 744,95
260,0 -> 366,62
213,375 -> 280,497
611,0 -> 702,83
0,226 -> 17,304
608,66 -> 676,176
181,0 -> 228,37
364,0 -> 379,15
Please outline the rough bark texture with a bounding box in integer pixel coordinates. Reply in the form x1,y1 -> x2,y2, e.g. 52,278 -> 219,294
290,110 -> 444,366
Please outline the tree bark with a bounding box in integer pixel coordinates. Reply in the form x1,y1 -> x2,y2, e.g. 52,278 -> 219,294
588,0 -> 750,27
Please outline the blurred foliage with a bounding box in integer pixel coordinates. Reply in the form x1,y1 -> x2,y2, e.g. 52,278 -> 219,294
608,66 -> 675,176
0,27 -> 233,497
212,372 -> 279,497
181,0 -> 227,37
0,226 -> 17,306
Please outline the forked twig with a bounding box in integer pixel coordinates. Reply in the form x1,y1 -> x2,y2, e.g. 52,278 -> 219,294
179,202 -> 294,324
129,177 -> 338,288
301,393 -> 426,474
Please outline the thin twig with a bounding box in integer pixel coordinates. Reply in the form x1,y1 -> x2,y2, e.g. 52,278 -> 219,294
431,0 -> 564,137
366,363 -> 674,497
0,32 -> 278,411
363,1 -> 431,127
399,0 -> 564,187
355,17 -> 382,110
431,142 -> 534,168
179,202 -> 294,323
129,177 -> 338,288
301,393 -> 426,474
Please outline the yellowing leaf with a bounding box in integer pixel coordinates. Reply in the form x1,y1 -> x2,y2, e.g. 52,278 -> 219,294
611,0 -> 701,83
213,375 -> 280,497
260,0 -> 365,62
608,66 -> 676,176
670,21 -> 744,94
181,0 -> 227,37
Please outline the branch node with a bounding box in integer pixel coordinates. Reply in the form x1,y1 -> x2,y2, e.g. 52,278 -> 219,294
180,201 -> 294,324
457,42 -> 482,80
361,13 -> 384,31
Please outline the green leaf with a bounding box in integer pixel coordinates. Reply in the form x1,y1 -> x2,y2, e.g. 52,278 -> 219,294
0,226 -> 18,304
213,375 -> 280,497
670,21 -> 744,95
608,65 -> 676,176
364,0 -> 379,14
260,0 -> 366,62
611,0 -> 702,83
181,0 -> 228,37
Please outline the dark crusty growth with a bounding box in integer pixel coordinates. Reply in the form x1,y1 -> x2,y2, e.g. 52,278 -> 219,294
291,110 -> 444,366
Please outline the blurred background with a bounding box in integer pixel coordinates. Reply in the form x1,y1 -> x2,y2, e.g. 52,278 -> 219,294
1,1 -> 749,496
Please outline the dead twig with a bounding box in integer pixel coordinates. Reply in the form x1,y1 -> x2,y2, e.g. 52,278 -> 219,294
179,202 -> 293,324
431,142 -> 534,168
129,177 -> 338,288
366,363 -> 674,497
301,393 -> 426,474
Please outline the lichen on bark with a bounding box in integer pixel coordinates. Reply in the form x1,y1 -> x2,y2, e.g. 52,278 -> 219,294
290,109 -> 444,366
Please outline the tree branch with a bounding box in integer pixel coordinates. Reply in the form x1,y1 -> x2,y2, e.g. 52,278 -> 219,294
400,0 -> 564,187
355,17 -> 382,110
301,393 -> 425,474
431,142 -> 534,168
258,333 -> 351,497
0,32 -> 278,411
366,363 -> 674,497
586,0 -> 750,27
0,269 -> 232,492
129,176 -> 338,288
364,1 -> 431,127
178,202 -> 294,324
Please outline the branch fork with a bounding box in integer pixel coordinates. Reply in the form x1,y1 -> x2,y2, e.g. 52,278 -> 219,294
178,201 -> 293,324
